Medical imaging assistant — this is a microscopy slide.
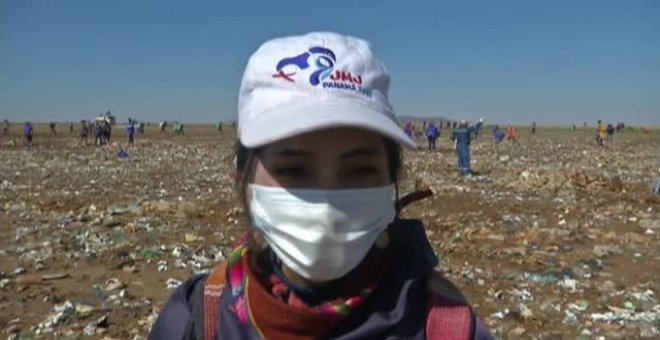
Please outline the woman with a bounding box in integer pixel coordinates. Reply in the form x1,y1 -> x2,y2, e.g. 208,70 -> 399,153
149,32 -> 492,340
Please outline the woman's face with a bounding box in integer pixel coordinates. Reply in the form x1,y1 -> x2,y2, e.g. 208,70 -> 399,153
247,128 -> 391,190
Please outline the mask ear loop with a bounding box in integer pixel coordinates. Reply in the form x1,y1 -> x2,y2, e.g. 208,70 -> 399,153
376,179 -> 399,250
239,149 -> 271,253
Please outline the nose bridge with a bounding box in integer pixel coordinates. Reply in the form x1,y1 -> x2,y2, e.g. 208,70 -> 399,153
318,163 -> 340,190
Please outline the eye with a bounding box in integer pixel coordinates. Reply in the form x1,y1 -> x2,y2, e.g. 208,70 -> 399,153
351,166 -> 378,176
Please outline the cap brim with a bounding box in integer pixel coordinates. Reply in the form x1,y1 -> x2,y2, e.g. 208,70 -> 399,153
240,101 -> 417,149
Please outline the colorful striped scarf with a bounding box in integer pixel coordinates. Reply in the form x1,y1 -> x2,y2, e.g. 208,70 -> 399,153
225,233 -> 386,339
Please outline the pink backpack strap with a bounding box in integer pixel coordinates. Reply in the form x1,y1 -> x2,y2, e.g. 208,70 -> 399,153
203,261 -> 227,340
425,271 -> 474,340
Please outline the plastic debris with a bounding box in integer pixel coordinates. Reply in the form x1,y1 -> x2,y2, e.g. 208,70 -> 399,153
117,149 -> 129,159
158,260 -> 168,272
166,278 -> 182,290
104,278 -> 125,292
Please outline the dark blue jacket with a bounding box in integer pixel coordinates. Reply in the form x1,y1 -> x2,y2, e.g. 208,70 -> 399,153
452,128 -> 472,148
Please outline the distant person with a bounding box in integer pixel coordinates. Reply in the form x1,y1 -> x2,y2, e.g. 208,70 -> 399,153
2,119 -> 9,137
492,125 -> 506,143
583,121 -> 587,128
127,119 -> 135,145
506,125 -> 518,142
452,121 -> 457,130
159,121 -> 167,134
94,122 -> 104,146
80,120 -> 89,146
473,117 -> 484,137
105,120 -> 112,143
616,122 -> 625,132
404,122 -> 413,138
49,122 -> 57,135
94,120 -> 111,145
606,123 -> 614,143
69,122 -> 74,135
425,121 -> 439,150
138,122 -> 145,134
452,119 -> 473,175
572,124 -> 577,131
596,120 -> 607,146
216,121 -> 223,133
531,121 -> 537,134
174,122 -> 184,135
23,122 -> 33,146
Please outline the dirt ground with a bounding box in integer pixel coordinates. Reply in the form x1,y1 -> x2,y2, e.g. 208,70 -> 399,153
1,123 -> 658,339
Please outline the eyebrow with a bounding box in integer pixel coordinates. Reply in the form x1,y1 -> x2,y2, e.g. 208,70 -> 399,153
271,146 -> 382,159
273,148 -> 314,157
340,146 -> 382,159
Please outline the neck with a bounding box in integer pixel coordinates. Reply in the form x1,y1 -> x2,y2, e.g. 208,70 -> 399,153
268,249 -> 344,305
281,264 -> 315,289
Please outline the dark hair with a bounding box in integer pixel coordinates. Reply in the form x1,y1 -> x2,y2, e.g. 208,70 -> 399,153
234,138 -> 402,184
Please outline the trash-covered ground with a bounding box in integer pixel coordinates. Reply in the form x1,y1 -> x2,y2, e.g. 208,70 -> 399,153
1,124 -> 658,339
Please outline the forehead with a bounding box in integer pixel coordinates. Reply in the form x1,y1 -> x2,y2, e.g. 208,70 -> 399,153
264,127 -> 386,156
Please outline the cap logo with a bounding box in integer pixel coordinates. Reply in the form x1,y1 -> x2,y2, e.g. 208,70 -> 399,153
273,46 -> 370,97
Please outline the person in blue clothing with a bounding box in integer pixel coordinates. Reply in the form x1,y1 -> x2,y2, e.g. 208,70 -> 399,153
23,122 -> 33,146
93,121 -> 102,146
451,119 -> 472,175
425,121 -> 439,150
492,125 -> 505,144
126,118 -> 135,145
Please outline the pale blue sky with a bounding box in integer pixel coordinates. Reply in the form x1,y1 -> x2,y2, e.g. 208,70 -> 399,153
1,0 -> 658,125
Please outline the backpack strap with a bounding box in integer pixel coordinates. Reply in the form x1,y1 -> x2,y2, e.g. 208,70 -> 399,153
396,189 -> 433,213
425,270 -> 475,340
203,261 -> 227,340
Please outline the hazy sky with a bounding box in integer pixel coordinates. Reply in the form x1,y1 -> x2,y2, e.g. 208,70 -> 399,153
1,0 -> 658,125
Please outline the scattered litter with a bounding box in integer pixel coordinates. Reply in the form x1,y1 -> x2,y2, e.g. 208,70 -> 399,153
166,278 -> 182,290
2,126 -> 657,338
117,149 -> 129,159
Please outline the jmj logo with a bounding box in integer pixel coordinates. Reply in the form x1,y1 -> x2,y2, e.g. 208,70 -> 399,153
273,46 -> 370,97
272,47 -> 333,85
273,47 -> 363,86
329,71 -> 362,85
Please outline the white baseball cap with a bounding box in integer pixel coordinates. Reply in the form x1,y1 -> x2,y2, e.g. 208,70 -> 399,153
238,32 -> 416,149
